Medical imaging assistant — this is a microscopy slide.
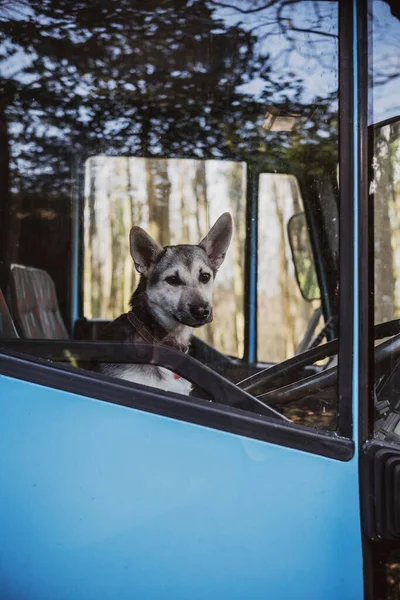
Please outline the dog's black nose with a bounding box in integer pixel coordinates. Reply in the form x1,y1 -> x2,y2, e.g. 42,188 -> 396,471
189,304 -> 210,320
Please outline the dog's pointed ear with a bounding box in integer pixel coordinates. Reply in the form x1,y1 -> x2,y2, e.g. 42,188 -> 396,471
199,212 -> 233,270
130,226 -> 162,276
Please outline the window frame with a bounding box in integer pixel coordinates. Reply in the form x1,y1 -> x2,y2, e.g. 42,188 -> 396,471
0,346 -> 354,460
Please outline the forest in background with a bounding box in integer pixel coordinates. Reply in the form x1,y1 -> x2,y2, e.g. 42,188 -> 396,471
83,157 -> 247,356
84,157 -> 318,361
257,173 -> 320,362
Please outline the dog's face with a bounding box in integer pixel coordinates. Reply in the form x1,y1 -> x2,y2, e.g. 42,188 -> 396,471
129,213 -> 233,329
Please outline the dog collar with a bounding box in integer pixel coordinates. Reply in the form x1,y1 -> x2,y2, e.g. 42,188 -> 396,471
127,311 -> 158,344
127,311 -> 189,381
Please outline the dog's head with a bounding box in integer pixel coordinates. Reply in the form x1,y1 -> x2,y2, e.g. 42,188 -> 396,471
129,213 -> 233,329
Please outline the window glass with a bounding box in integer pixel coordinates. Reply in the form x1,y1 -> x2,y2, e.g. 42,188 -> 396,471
369,1 -> 400,126
370,1 -> 400,444
257,173 -> 322,364
0,0 -> 340,433
83,157 -> 246,356
371,0 -> 400,326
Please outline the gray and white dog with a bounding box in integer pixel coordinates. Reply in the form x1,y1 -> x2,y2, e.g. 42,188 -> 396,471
97,212 -> 233,395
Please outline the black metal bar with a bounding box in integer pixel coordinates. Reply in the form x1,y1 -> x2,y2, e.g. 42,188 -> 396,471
356,0 -> 375,598
239,338 -> 337,393
240,317 -> 400,394
257,368 -> 336,406
338,0 -> 355,438
357,0 -> 374,444
245,332 -> 400,409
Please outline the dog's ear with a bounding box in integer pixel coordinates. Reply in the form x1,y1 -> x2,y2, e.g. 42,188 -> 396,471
199,212 -> 233,270
130,226 -> 162,276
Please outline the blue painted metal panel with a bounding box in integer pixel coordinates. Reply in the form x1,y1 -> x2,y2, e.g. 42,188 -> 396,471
0,374 -> 363,599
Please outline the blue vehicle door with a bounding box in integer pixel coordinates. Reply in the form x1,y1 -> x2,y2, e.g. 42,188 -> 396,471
1,0 -> 398,598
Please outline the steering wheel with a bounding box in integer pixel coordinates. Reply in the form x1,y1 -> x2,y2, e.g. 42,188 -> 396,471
0,338 -> 287,421
237,318 -> 400,408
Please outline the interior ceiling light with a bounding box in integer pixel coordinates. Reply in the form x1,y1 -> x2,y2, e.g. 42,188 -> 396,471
262,105 -> 301,132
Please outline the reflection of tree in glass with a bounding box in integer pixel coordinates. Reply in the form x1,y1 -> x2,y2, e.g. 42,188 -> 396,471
0,0 -> 339,196
373,122 -> 400,324
0,0 -> 339,359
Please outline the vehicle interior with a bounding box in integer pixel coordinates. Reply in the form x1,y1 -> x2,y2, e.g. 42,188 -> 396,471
0,152 -> 340,427
0,0 -> 398,440
0,113 -> 398,437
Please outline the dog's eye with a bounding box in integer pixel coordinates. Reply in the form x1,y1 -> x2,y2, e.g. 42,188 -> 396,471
199,272 -> 211,284
166,275 -> 181,286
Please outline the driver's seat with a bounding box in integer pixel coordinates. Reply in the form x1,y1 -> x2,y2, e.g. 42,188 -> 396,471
0,288 -> 19,338
10,264 -> 69,339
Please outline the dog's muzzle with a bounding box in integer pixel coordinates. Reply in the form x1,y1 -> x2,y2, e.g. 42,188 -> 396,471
176,305 -> 213,327
189,303 -> 210,321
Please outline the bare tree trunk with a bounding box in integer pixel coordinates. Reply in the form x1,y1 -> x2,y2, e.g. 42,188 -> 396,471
231,162 -> 245,355
88,159 -> 100,317
374,136 -> 396,323
146,158 -> 170,245
179,160 -> 190,242
109,201 -> 123,314
289,175 -> 314,347
155,158 -> 171,246
123,157 -> 134,308
192,162 -> 213,344
101,162 -> 113,318
273,179 -> 296,358
193,161 -> 208,239
83,160 -> 94,317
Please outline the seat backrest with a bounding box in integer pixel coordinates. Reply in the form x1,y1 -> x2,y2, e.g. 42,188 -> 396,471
10,264 -> 69,339
0,288 -> 19,338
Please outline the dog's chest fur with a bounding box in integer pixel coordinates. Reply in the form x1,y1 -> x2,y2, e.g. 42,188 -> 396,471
115,364 -> 193,395
96,307 -> 193,396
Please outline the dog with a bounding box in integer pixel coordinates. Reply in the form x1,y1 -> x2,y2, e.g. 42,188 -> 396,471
96,212 -> 233,395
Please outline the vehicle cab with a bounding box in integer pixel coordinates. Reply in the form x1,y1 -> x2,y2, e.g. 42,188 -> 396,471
0,1 -> 399,598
